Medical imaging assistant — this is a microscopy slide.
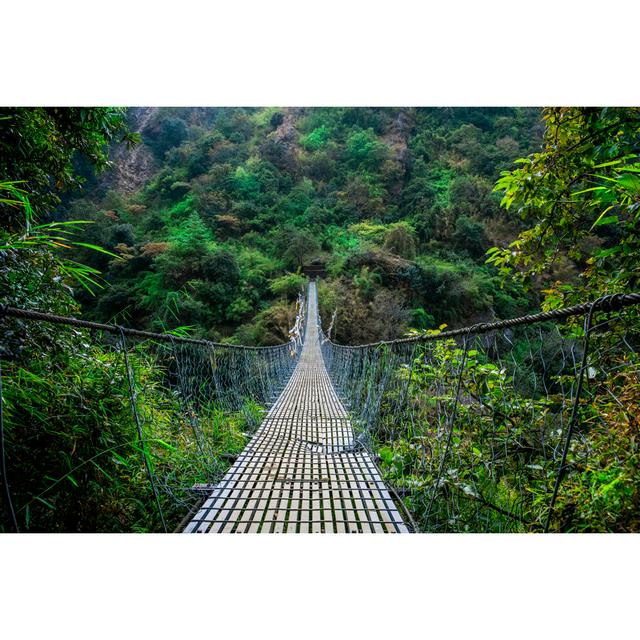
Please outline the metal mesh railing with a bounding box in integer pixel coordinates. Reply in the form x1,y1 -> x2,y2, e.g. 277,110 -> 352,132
320,293 -> 640,532
2,288 -> 639,533
0,294 -> 305,532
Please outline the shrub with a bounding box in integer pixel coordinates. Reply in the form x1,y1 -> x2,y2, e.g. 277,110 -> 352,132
269,272 -> 306,299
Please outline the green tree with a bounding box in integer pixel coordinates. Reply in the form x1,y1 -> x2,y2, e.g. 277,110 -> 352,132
278,228 -> 320,270
231,165 -> 261,200
345,128 -> 387,170
143,114 -> 188,159
301,125 -> 331,151
383,224 -> 416,259
269,272 -> 306,299
487,107 -> 640,306
0,107 -> 135,229
452,215 -> 488,259
0,109 -> 134,311
153,212 -> 214,288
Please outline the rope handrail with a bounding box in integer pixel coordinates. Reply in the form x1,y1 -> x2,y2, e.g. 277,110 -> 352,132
0,304 -> 291,351
319,288 -> 640,532
3,284 -> 639,533
0,296 -> 307,532
321,292 -> 640,349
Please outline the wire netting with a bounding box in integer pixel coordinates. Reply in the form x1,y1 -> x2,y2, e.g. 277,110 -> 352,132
321,302 -> 640,532
1,289 -> 639,533
0,295 -> 305,532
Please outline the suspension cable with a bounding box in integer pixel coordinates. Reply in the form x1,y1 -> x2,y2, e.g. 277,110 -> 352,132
322,292 -> 640,349
0,305 -> 291,350
0,360 -> 19,532
118,327 -> 168,533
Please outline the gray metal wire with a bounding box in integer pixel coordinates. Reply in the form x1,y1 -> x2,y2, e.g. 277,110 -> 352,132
320,292 -> 640,532
1,289 -> 638,532
0,293 -> 306,532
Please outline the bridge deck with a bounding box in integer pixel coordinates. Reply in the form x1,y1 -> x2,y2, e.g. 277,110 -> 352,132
183,282 -> 408,533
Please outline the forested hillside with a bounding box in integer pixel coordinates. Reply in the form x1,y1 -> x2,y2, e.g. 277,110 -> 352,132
65,107 -> 544,344
2,107 -> 639,534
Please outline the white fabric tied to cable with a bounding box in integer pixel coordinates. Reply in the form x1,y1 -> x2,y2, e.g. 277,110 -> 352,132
288,290 -> 306,356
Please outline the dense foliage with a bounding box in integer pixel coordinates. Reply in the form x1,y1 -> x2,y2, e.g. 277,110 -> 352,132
371,320 -> 639,532
65,107 -> 544,344
2,107 -> 638,533
369,107 -> 640,532
0,109 -> 256,531
488,107 -> 640,308
0,108 -> 136,230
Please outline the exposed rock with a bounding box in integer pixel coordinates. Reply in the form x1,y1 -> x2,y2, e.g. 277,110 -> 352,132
260,108 -> 304,173
382,108 -> 415,167
108,107 -> 159,195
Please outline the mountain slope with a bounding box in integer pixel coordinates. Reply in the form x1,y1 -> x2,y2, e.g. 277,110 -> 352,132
67,107 -> 543,344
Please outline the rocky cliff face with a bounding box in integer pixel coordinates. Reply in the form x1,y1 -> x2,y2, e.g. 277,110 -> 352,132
260,107 -> 305,174
108,107 -> 158,194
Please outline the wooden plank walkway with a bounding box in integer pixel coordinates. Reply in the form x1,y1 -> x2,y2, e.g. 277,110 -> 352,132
183,281 -> 408,533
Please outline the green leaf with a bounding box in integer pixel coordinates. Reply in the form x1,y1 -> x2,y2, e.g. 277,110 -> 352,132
72,242 -> 121,259
594,246 -> 622,259
592,158 -> 625,169
112,452 -> 130,467
592,215 -> 618,228
574,185 -> 608,196
35,496 -> 56,510
91,460 -> 114,481
616,173 -> 640,193
154,439 -> 177,452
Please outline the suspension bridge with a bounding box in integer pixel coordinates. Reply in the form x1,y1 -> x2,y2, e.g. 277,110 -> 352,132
184,282 -> 408,533
1,287 -> 639,533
